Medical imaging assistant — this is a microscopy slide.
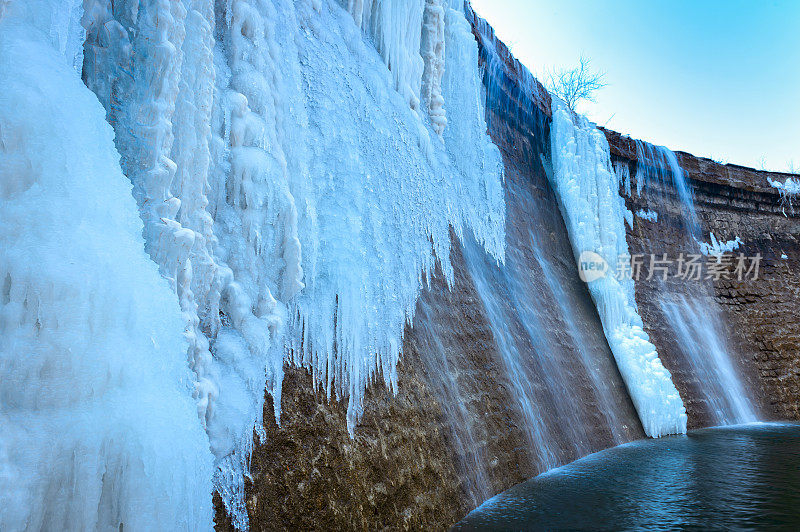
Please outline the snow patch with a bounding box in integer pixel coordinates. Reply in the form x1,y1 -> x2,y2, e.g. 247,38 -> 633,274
635,209 -> 658,223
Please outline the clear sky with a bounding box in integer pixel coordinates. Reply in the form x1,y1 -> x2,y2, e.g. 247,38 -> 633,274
469,0 -> 800,171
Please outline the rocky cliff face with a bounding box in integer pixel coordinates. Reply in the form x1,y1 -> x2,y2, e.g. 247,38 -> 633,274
216,7 -> 800,531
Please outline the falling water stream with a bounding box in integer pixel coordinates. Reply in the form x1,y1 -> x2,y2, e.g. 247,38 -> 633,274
631,142 -> 757,426
412,295 -> 494,507
532,243 -> 627,446
457,140 -> 644,477
660,296 -> 756,424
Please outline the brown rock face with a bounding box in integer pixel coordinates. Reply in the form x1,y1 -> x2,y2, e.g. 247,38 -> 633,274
216,5 -> 800,531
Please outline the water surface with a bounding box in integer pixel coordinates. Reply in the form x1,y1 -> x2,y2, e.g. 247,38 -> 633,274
456,423 -> 800,530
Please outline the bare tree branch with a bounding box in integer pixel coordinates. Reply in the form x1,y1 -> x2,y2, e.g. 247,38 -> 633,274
546,56 -> 607,112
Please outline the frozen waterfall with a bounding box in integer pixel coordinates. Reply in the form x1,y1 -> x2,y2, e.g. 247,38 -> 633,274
547,100 -> 688,438
2,0 -> 505,529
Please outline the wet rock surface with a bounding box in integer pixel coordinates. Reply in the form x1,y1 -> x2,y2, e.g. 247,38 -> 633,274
215,8 -> 799,531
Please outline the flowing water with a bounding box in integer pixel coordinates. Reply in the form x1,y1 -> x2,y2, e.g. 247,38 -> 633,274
660,295 -> 757,424
630,142 -> 758,426
399,10 -> 646,499
457,163 -> 643,474
412,295 -> 494,507
456,423 -> 800,530
635,140 -> 700,235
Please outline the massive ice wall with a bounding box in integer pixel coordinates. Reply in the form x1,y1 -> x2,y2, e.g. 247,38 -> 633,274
76,0 -> 506,527
0,0 -> 213,529
547,100 -> 687,437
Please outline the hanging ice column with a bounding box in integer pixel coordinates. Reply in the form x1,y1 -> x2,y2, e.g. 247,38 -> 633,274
208,1 -> 309,524
0,0 -> 213,529
547,100 -> 687,437
81,0 -> 303,526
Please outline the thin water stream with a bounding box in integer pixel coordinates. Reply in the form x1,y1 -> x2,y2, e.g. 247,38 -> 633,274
632,142 -> 758,426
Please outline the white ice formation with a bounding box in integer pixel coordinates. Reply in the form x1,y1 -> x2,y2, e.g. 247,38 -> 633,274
0,0 -> 213,529
698,233 -> 743,261
768,176 -> 800,195
768,176 -> 800,216
547,100 -> 688,438
635,209 -> 659,223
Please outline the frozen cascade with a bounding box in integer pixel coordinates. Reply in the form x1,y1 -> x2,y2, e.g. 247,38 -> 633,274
420,0 -> 447,135
699,233 -> 743,259
83,0 -> 228,482
0,0 -> 213,529
339,0 -> 426,118
279,0 -> 505,433
548,100 -> 687,437
76,0 -> 505,528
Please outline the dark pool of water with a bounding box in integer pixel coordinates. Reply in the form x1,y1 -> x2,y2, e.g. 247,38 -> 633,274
455,423 -> 800,531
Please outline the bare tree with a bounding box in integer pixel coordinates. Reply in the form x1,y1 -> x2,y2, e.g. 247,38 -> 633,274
546,56 -> 606,112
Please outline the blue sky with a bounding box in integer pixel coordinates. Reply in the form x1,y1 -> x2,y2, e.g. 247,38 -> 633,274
470,0 -> 800,171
